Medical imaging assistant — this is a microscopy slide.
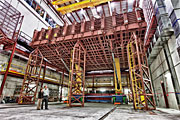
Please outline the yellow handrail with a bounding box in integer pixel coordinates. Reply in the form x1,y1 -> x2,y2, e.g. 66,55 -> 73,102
0,62 -> 60,83
128,42 -> 140,109
128,42 -> 146,110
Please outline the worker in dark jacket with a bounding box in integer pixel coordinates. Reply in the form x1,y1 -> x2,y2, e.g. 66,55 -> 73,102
41,85 -> 49,110
37,89 -> 43,110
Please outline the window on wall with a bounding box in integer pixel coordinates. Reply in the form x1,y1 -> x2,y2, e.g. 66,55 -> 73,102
24,0 -> 57,27
45,14 -> 50,22
25,0 -> 33,6
45,14 -> 57,28
31,1 -> 37,9
40,9 -> 45,18
35,4 -> 41,14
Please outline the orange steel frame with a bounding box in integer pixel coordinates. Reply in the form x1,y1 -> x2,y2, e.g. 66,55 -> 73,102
127,32 -> 156,110
31,10 -> 146,72
142,0 -> 157,48
0,0 -> 24,97
18,48 -> 44,104
0,0 -> 63,103
68,41 -> 86,107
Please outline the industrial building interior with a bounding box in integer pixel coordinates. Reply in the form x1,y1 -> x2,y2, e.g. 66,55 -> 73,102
0,0 -> 180,119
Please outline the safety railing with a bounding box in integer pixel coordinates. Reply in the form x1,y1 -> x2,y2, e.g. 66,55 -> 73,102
0,62 -> 60,82
0,63 -> 25,75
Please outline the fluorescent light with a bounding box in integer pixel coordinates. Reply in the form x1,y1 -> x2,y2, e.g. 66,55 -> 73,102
46,66 -> 56,71
87,70 -> 113,74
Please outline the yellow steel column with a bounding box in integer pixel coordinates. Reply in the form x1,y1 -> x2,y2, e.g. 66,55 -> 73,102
113,58 -> 122,94
127,42 -> 145,109
75,64 -> 82,93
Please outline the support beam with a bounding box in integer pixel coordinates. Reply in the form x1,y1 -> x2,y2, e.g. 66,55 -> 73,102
68,41 -> 86,107
0,42 -> 17,97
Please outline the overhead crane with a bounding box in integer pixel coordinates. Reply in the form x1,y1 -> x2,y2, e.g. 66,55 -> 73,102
52,0 -> 74,5
52,0 -> 112,14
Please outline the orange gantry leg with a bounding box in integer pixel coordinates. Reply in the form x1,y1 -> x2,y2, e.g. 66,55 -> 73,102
68,41 -> 86,107
127,32 -> 156,110
18,48 -> 44,104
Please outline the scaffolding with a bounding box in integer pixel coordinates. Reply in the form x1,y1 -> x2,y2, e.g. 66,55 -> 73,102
0,0 -> 24,98
18,48 -> 44,104
127,32 -> 156,110
68,41 -> 86,107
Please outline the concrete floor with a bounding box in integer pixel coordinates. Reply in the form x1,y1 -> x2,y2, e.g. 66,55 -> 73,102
0,103 -> 180,120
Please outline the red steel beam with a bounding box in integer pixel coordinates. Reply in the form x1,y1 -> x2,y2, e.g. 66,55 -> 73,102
0,71 -> 61,86
0,3 -> 24,96
0,42 -> 17,96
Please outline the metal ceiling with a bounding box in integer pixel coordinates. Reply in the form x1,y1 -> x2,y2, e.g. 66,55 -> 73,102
31,8 -> 146,72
